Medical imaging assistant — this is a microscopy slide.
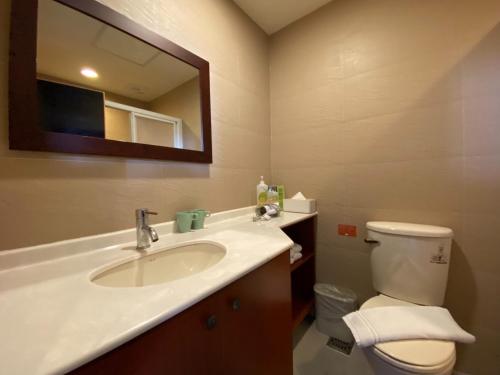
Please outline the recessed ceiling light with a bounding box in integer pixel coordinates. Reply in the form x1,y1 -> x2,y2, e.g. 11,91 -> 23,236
80,67 -> 98,79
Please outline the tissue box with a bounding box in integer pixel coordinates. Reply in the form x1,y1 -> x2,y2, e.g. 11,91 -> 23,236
283,198 -> 317,214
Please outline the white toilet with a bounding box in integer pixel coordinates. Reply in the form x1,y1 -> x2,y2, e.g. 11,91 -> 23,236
357,221 -> 456,375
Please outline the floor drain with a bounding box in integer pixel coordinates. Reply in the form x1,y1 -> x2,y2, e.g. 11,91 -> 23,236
327,337 -> 354,355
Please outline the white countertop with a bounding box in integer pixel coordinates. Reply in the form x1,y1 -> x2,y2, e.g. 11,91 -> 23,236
0,207 -> 316,375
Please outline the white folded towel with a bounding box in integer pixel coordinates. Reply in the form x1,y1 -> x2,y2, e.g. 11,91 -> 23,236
290,251 -> 303,264
291,243 -> 302,254
343,306 -> 475,347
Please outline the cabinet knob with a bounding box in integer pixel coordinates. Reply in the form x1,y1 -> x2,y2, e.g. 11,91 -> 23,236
232,298 -> 241,311
206,314 -> 217,330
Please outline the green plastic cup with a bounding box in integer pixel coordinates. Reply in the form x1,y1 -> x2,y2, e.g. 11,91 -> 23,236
176,211 -> 196,233
191,209 -> 211,230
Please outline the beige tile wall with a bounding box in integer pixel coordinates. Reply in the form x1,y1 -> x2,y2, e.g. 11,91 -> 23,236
150,78 -> 202,151
0,0 -> 270,250
270,0 -> 500,373
2,0 -> 499,372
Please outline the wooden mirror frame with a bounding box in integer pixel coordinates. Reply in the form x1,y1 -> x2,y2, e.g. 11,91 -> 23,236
9,0 -> 212,163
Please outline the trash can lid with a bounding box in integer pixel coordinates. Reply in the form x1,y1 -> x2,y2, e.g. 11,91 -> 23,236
314,283 -> 357,303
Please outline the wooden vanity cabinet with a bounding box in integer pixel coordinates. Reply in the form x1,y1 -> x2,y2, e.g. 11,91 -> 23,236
219,250 -> 292,375
71,251 -> 292,375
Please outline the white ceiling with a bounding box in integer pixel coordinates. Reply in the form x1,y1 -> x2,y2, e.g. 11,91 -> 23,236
233,0 -> 333,34
37,0 -> 199,102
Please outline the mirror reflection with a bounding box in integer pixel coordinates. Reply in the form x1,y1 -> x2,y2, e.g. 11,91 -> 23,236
36,0 -> 203,151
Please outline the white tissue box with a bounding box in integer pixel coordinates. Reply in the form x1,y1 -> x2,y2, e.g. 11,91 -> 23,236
283,198 -> 316,214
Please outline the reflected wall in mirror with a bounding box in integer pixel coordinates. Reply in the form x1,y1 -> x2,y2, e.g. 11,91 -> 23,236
37,0 -> 202,151
9,0 -> 212,162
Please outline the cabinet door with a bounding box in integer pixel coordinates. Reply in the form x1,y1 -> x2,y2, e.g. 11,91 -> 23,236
220,252 -> 293,375
71,292 -> 223,375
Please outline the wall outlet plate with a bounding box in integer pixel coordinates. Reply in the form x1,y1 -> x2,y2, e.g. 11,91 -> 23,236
338,224 -> 357,237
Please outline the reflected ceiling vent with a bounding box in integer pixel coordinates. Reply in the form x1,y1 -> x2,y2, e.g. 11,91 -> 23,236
126,84 -> 148,96
94,26 -> 160,66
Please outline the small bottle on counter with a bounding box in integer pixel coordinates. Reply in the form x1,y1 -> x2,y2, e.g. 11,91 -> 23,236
277,185 -> 285,211
256,176 -> 268,207
267,185 -> 279,205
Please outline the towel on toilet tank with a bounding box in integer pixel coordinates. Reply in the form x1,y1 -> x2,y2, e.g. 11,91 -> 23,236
343,306 -> 475,347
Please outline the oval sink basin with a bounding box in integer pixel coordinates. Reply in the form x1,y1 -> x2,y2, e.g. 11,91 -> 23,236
92,242 -> 226,287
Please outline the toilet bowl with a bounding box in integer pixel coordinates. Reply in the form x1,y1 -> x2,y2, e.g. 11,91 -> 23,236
361,295 -> 456,375
323,222 -> 457,375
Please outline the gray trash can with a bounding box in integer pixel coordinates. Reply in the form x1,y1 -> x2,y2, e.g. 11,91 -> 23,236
314,283 -> 358,343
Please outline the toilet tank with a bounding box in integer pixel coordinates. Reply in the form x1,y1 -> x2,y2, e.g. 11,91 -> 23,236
366,222 -> 453,306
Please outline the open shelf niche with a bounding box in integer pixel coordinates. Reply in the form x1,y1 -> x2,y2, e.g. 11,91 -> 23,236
281,215 -> 317,330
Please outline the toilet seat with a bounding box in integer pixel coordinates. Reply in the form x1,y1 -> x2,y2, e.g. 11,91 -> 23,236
361,295 -> 456,374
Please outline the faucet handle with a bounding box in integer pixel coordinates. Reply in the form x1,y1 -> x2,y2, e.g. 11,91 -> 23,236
136,208 -> 158,218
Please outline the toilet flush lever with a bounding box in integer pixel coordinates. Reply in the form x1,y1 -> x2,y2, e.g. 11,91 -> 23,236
364,238 -> 380,244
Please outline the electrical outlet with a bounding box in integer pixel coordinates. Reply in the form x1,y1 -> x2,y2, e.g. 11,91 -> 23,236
338,224 -> 357,237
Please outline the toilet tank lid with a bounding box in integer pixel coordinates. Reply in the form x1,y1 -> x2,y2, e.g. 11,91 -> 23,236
366,222 -> 453,238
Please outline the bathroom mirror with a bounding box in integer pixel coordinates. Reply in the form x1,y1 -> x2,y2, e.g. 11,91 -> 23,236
9,0 -> 212,162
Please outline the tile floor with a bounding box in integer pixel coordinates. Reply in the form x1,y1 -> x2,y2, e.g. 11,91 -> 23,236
293,318 -> 374,375
293,318 -> 468,375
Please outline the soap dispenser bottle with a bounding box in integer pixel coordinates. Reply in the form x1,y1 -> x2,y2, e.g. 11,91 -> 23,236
256,176 -> 268,206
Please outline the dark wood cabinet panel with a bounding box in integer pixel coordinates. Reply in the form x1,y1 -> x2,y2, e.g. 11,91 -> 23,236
71,251 -> 292,375
220,251 -> 292,375
72,291 -> 222,375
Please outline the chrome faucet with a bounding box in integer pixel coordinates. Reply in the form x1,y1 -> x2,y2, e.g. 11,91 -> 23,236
136,208 -> 159,249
